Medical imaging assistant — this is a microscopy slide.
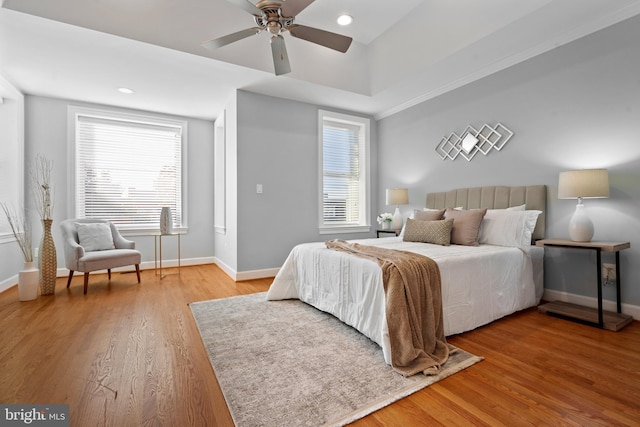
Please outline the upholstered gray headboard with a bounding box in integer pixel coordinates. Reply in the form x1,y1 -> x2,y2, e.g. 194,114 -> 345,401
425,185 -> 547,241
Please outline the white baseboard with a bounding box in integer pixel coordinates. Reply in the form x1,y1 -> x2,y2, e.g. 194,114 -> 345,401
235,268 -> 279,281
0,274 -> 18,294
212,257 -> 237,280
543,289 -> 640,320
0,256 -> 218,294
212,257 -> 279,282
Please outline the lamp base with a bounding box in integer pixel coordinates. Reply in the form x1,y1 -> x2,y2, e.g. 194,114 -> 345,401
391,207 -> 403,230
568,203 -> 594,242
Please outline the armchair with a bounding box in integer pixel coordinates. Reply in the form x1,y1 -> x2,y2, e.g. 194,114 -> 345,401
60,219 -> 141,294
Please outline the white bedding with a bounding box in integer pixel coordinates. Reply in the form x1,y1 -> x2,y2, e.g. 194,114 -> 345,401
267,237 -> 543,365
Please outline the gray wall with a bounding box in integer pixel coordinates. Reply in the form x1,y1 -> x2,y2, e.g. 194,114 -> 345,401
23,95 -> 216,271
234,90 -> 378,272
377,15 -> 640,306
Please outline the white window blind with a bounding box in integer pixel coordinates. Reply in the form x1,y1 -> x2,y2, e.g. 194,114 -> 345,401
319,110 -> 370,234
322,122 -> 361,223
73,111 -> 185,231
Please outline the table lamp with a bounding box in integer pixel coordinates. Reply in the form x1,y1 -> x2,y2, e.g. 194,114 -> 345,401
386,188 -> 409,230
558,169 -> 609,242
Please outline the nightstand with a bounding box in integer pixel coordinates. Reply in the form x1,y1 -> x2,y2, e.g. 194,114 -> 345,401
376,229 -> 401,238
535,239 -> 632,331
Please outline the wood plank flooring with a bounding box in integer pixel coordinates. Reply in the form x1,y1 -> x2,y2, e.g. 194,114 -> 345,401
1,264 -> 639,426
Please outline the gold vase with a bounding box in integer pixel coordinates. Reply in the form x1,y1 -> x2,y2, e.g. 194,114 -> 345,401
39,219 -> 57,295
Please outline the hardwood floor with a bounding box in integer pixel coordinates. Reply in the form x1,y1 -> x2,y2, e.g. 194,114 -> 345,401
1,264 -> 639,426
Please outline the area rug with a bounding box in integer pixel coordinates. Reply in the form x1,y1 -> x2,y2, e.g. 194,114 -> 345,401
189,292 -> 482,427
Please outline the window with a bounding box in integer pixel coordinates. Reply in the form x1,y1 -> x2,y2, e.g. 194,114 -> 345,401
69,106 -> 187,233
318,110 -> 370,234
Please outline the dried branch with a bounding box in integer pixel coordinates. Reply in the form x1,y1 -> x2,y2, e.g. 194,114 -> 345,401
1,203 -> 34,263
32,154 -> 54,221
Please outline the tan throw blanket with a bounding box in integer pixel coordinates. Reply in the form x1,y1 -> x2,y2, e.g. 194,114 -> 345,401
326,240 -> 451,377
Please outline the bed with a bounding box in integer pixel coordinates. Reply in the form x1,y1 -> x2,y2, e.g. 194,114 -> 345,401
267,185 -> 547,367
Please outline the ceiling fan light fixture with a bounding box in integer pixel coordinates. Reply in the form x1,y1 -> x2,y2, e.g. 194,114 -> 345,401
337,14 -> 353,26
267,21 -> 281,34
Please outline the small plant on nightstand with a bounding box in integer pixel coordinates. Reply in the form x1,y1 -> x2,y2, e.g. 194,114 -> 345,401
377,213 -> 393,230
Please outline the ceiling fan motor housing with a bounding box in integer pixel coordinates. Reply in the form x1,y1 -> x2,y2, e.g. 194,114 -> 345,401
254,4 -> 295,35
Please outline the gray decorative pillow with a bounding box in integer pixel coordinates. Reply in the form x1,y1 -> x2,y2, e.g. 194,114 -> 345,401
402,218 -> 454,246
444,208 -> 488,246
76,222 -> 115,251
414,209 -> 445,221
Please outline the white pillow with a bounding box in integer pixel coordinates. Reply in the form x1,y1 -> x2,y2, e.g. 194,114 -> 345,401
506,204 -> 526,211
76,222 -> 115,251
478,210 -> 541,251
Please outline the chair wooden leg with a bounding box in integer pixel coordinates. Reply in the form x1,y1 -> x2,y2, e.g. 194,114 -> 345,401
108,269 -> 111,280
84,272 -> 89,295
67,271 -> 74,288
135,265 -> 141,283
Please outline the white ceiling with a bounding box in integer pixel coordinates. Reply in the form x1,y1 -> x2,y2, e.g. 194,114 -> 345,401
2,0 -> 640,121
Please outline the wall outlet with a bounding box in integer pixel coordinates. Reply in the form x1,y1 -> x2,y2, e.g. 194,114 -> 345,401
602,263 -> 616,285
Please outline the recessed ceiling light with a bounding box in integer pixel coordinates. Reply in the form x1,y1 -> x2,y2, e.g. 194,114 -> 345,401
117,87 -> 134,94
337,14 -> 353,26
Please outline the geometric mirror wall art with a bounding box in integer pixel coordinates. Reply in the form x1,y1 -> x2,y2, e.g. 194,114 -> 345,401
435,122 -> 513,161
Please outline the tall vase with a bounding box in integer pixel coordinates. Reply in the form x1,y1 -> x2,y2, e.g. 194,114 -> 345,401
18,261 -> 39,301
160,206 -> 173,234
39,219 -> 57,296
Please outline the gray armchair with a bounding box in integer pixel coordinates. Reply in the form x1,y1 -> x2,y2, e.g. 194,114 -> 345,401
60,219 -> 141,294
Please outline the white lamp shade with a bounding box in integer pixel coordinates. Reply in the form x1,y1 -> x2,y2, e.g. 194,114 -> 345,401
386,188 -> 409,205
558,169 -> 609,199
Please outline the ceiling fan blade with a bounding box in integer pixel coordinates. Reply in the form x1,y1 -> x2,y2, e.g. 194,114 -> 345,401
280,0 -> 315,17
201,27 -> 262,49
270,35 -> 291,76
288,25 -> 352,53
226,0 -> 263,16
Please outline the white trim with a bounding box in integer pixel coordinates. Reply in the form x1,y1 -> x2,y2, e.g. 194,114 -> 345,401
214,111 -> 226,233
212,257 -> 279,282
543,289 -> 639,320
319,225 -> 371,235
0,273 -> 18,294
212,257 -> 237,281
67,105 -> 188,231
0,233 -> 17,244
235,267 -> 279,281
0,256 -> 218,294
317,109 -> 371,232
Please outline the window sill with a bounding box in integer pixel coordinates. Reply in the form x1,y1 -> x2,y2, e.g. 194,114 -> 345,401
121,227 -> 188,237
318,225 -> 371,235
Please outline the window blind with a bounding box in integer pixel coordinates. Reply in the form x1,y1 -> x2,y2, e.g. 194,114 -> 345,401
322,121 -> 361,224
75,114 -> 183,230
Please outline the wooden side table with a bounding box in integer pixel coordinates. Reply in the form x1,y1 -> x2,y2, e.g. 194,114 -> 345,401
535,239 -> 632,331
376,229 -> 401,238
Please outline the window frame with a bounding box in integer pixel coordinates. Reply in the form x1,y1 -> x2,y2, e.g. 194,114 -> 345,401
317,109 -> 371,234
67,105 -> 188,235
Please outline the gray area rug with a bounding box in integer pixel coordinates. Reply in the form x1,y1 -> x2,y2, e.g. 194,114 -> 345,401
190,292 -> 482,427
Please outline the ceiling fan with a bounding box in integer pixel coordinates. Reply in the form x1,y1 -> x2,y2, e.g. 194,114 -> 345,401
201,0 -> 353,76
